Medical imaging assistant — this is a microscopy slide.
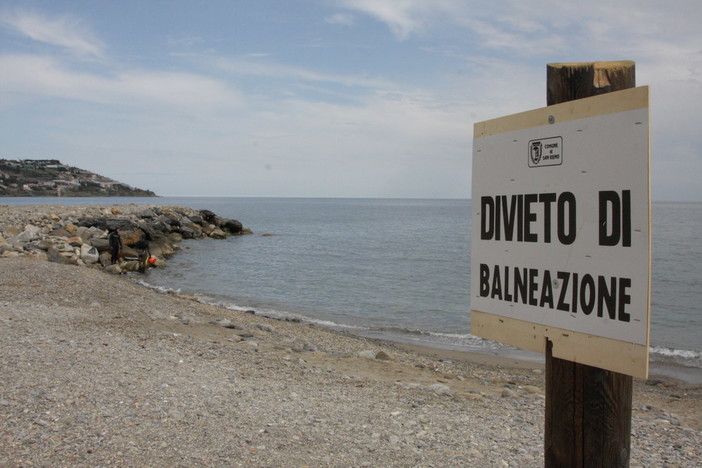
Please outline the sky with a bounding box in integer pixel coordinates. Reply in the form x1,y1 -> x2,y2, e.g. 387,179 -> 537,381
0,1 -> 700,200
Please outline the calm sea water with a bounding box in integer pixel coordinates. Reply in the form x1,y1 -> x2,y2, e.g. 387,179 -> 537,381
4,197 -> 701,382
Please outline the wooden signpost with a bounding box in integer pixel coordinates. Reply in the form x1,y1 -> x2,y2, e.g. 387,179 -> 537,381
471,61 -> 650,467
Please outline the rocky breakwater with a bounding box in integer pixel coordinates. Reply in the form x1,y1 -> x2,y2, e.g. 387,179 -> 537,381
0,205 -> 251,273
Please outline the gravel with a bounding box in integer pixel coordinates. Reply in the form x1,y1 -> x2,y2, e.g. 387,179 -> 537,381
1,243 -> 701,466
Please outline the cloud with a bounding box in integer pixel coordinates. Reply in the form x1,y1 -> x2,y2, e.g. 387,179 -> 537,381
212,55 -> 395,90
0,9 -> 104,57
325,13 -> 355,26
1,3 -> 701,199
333,0 -> 440,39
0,54 -> 242,110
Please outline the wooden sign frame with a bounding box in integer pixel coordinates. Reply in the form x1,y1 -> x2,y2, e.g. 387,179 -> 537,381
471,86 -> 650,378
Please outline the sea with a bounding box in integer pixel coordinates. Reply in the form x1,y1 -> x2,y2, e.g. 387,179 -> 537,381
3,197 -> 701,383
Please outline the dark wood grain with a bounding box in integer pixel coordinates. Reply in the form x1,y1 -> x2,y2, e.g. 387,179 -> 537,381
544,61 -> 635,468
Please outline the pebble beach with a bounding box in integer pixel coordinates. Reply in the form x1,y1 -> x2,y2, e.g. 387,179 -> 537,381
1,205 -> 701,467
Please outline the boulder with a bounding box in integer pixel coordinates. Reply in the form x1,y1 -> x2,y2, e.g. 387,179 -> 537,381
358,350 -> 377,360
3,206 -> 247,274
210,228 -> 227,239
66,236 -> 84,247
89,238 -> 110,252
54,242 -> 75,253
138,208 -> 158,218
221,218 -> 243,234
150,220 -> 172,233
74,217 -> 132,231
375,351 -> 393,361
104,264 -> 122,275
178,226 -> 197,239
199,210 -> 218,225
120,230 -> 143,246
47,247 -> 78,265
121,260 -> 141,272
150,243 -> 174,258
167,232 -> 183,243
99,251 -> 113,267
34,239 -> 56,251
189,214 -> 204,226
156,215 -> 181,227
2,226 -> 21,238
121,245 -> 138,258
49,227 -> 72,238
11,225 -> 41,243
76,226 -> 93,242
80,244 -> 100,264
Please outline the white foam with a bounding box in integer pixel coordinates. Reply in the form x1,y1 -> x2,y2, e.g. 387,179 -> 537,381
651,346 -> 701,361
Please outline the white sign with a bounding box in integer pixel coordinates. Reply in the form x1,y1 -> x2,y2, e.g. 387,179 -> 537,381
470,86 -> 650,377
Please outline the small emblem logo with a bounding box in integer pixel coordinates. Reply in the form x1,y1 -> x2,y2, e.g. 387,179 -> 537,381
530,141 -> 542,166
528,137 -> 563,168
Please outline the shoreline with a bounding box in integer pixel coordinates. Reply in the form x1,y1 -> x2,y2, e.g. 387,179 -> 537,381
140,280 -> 702,386
2,201 -> 700,385
1,257 -> 701,466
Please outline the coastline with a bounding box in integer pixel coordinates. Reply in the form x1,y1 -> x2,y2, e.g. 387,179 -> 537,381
1,257 -> 701,466
1,201 -> 700,383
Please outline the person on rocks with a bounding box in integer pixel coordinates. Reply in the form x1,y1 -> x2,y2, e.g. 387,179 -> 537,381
134,234 -> 151,273
108,228 -> 122,264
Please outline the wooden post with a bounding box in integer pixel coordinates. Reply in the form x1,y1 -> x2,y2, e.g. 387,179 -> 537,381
544,61 -> 635,468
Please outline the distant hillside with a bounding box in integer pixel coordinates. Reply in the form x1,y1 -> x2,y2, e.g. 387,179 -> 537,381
0,159 -> 157,197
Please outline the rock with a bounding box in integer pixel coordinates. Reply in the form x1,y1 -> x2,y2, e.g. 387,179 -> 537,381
89,238 -> 110,252
66,236 -> 84,247
210,228 -> 227,239
121,261 -> 141,272
80,244 -> 100,264
34,239 -> 54,251
47,246 -> 77,265
11,224 -> 41,243
221,218 -> 243,234
358,350 -> 377,360
256,324 -> 275,333
199,210 -> 217,224
501,388 -> 517,398
178,226 -> 198,239
302,342 -> 318,352
98,251 -> 113,267
2,226 -> 21,238
189,214 -> 204,225
427,383 -> 453,396
2,206 -> 248,276
49,227 -> 72,238
167,232 -> 183,243
375,351 -> 393,361
139,209 -> 158,218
